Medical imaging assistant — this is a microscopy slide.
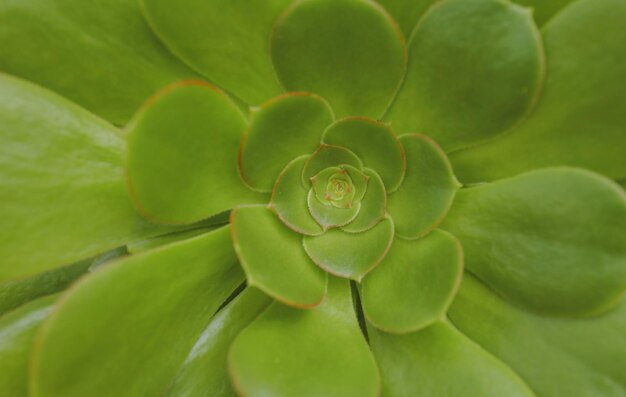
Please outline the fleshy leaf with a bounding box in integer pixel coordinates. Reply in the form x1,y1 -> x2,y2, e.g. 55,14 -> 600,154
450,274 -> 626,397
126,82 -> 266,224
512,0 -> 577,25
271,156 -> 324,235
311,165 -> 368,209
386,0 -> 544,151
229,277 -> 380,397
0,74 -> 176,281
387,135 -> 460,239
342,169 -> 387,233
164,287 -> 272,397
140,0 -> 290,105
0,0 -> 196,124
239,93 -> 334,192
230,206 -> 327,308
442,168 -> 626,316
271,0 -> 405,118
0,295 -> 57,397
323,117 -> 405,192
451,0 -> 626,182
368,321 -> 535,397
31,227 -> 244,397
375,0 -> 438,38
362,231 -> 463,333
302,144 -> 363,187
308,190 -> 361,230
303,217 -> 394,281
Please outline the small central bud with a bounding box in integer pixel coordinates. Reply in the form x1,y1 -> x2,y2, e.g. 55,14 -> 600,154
326,172 -> 353,202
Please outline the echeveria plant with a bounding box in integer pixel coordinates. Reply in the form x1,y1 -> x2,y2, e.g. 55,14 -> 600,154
0,0 -> 625,396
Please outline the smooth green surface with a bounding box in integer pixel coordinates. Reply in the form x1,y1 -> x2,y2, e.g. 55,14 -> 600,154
0,295 -> 57,397
375,0 -> 438,38
323,117 -> 405,192
0,73 -> 174,281
513,0 -> 577,25
271,156 -> 324,235
450,274 -> 626,397
140,0 -> 289,105
307,189 -> 361,230
31,227 -> 244,397
368,321 -> 535,397
302,144 -> 363,187
386,0 -> 544,151
240,93 -> 334,192
362,231 -> 463,333
126,82 -> 266,224
387,134 -> 460,239
304,217 -> 394,281
164,288 -> 272,397
451,0 -> 626,182
230,206 -> 327,308
342,169 -> 387,233
0,260 -> 89,316
0,0 -> 196,124
442,168 -> 626,316
271,0 -> 405,118
229,277 -> 380,397
311,165 -> 368,208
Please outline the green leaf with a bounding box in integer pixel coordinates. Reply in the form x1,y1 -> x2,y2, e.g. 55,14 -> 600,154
164,287 -> 272,397
270,156 -> 324,236
512,0 -> 577,26
0,74 -> 175,281
228,276 -> 380,397
322,117 -> 405,192
449,274 -> 626,397
362,231 -> 463,333
385,0 -> 544,151
442,168 -> 626,316
140,0 -> 290,105
0,295 -> 57,397
307,189 -> 361,230
126,82 -> 267,224
342,169 -> 387,233
239,93 -> 334,192
368,321 -> 535,397
0,260 -> 89,316
451,0 -> 626,182
375,0 -> 438,38
387,134 -> 460,239
31,226 -> 244,397
302,144 -> 363,187
0,0 -> 196,125
271,0 -> 406,118
230,206 -> 327,308
303,217 -> 394,281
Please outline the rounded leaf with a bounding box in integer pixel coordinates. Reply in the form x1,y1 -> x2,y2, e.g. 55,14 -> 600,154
323,117 -> 405,192
271,0 -> 406,117
239,93 -> 334,192
388,134 -> 460,239
386,0 -> 545,151
31,227 -> 244,397
451,0 -> 626,182
230,206 -> 327,308
303,217 -> 394,281
302,144 -> 363,187
126,82 -> 266,224
362,231 -> 463,333
342,169 -> 387,233
442,168 -> 626,316
229,277 -> 380,397
307,189 -> 361,230
271,156 -> 324,235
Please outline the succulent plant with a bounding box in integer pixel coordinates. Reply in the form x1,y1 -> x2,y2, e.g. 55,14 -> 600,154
1,0 -> 625,396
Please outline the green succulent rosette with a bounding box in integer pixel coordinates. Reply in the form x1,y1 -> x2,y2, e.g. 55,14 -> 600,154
1,0 -> 626,396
